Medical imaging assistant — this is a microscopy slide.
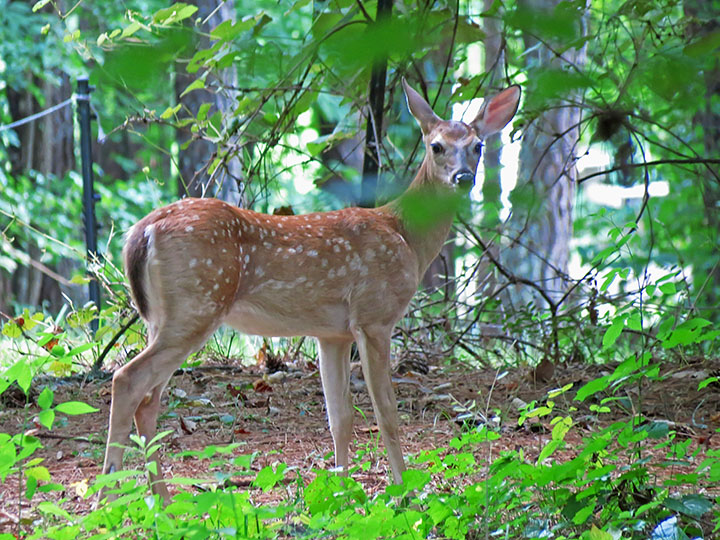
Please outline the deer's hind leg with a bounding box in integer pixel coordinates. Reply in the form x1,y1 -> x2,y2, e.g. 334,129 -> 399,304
102,315 -> 221,501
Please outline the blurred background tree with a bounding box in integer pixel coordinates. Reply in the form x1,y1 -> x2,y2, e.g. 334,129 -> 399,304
1,0 -> 718,369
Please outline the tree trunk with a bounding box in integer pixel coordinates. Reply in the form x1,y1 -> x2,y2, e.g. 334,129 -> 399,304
360,0 -> 392,208
506,0 -> 588,307
175,0 -> 242,205
476,0 -> 505,304
685,0 -> 720,315
3,73 -> 76,313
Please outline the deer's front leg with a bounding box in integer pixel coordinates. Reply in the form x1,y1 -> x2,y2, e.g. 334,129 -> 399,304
352,326 -> 405,485
317,338 -> 354,475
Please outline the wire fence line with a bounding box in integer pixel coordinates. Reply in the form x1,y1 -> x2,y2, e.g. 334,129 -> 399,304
0,96 -> 74,133
0,93 -> 105,141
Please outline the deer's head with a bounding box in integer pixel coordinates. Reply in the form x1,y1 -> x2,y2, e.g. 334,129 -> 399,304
402,78 -> 521,190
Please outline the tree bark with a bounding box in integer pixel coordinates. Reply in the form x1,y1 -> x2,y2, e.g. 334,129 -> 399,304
3,73 -> 76,313
506,0 -> 588,307
476,0 -> 505,303
360,0 -> 392,208
684,0 -> 720,315
175,0 -> 242,205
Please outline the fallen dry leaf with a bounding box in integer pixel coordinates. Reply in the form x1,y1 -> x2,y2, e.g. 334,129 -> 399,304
180,416 -> 197,434
253,379 -> 273,393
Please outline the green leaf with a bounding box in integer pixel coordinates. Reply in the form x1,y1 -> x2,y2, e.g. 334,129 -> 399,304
32,0 -> 51,12
2,320 -> 21,338
70,274 -> 90,285
153,3 -> 198,25
602,315 -> 625,349
683,30 -> 720,57
401,469 -> 431,491
252,13 -> 273,37
121,20 -> 142,39
160,104 -> 182,120
572,503 -> 594,525
664,494 -> 713,518
180,78 -> 205,98
54,401 -> 99,415
37,500 -> 72,520
658,281 -> 676,295
285,0 -> 312,16
38,409 -> 55,430
645,421 -> 669,439
67,343 -> 94,357
196,103 -> 212,123
600,268 -> 618,292
587,524 -> 613,540
575,375 -> 610,401
252,464 -> 287,492
25,465 -> 51,482
0,439 -> 17,476
538,439 -> 561,462
210,17 -> 256,41
37,387 -> 54,410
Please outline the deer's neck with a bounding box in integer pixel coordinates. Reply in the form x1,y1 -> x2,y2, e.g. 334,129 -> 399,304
382,160 -> 459,278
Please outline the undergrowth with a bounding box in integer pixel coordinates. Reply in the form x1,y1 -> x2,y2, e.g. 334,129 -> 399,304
1,304 -> 719,539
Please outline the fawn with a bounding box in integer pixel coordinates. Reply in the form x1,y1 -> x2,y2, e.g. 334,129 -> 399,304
101,78 -> 520,500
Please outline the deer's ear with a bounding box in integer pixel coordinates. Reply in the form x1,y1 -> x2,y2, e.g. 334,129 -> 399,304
402,78 -> 442,136
471,85 -> 521,138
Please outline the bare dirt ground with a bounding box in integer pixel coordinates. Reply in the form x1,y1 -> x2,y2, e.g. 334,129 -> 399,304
1,354 -> 719,529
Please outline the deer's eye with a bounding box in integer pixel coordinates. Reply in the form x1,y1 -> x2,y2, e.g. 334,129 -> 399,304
473,142 -> 483,154
430,142 -> 444,155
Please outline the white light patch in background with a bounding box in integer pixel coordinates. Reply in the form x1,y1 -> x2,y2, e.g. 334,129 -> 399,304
290,110 -> 319,195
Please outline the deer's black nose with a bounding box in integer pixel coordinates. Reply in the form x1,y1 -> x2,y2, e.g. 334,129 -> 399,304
454,170 -> 475,187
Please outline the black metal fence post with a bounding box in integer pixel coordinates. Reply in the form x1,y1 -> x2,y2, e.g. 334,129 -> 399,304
77,77 -> 100,334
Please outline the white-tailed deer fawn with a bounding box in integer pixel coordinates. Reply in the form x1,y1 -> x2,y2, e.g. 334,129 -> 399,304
102,79 -> 520,500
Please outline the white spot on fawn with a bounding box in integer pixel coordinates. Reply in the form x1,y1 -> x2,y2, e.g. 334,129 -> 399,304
308,250 -> 318,257
185,226 -> 194,232
189,258 -> 198,268
206,259 -> 213,266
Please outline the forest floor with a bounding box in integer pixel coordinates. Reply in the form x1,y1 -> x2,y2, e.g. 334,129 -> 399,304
1,353 -> 719,526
